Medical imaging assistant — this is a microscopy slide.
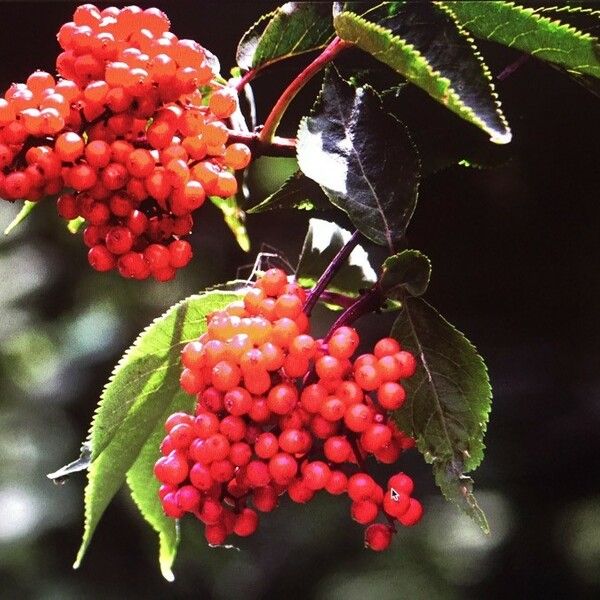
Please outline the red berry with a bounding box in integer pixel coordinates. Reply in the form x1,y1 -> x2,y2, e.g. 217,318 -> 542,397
398,498 -> 423,526
364,523 -> 393,551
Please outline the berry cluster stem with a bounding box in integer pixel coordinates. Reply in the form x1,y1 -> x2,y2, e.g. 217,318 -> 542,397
324,284 -> 384,342
259,37 -> 350,143
303,229 -> 361,316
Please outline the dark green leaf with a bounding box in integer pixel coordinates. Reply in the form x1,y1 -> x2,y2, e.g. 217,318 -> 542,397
391,297 -> 491,531
210,196 -> 250,252
334,2 -> 512,143
297,68 -> 420,251
382,85 -> 512,175
381,250 -> 431,298
236,2 -> 334,71
247,170 -> 330,213
3,200 -> 37,235
296,218 -> 376,301
443,1 -> 600,79
74,291 -> 242,579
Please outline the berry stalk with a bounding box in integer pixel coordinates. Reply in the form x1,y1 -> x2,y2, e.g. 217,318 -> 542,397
259,37 -> 351,143
324,284 -> 385,342
225,129 -> 297,158
303,229 -> 361,316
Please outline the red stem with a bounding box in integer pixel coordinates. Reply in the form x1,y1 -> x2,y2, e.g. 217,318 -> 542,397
226,129 -> 297,158
235,69 -> 258,92
259,37 -> 350,143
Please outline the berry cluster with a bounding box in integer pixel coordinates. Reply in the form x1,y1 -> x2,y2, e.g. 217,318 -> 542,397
154,268 -> 423,551
0,4 -> 250,280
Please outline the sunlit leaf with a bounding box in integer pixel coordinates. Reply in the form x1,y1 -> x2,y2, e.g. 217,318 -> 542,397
237,2 -> 334,71
296,218 -> 376,301
210,196 -> 250,252
444,1 -> 600,79
73,291 -> 242,579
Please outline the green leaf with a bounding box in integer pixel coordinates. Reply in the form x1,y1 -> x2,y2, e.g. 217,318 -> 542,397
210,196 -> 250,252
3,200 -> 37,235
381,250 -> 431,298
391,297 -> 491,531
433,459 -> 489,534
334,2 -> 512,143
236,2 -> 334,71
74,291 -> 242,578
443,1 -> 600,79
67,216 -> 85,234
296,218 -> 376,301
297,68 -> 420,251
247,170 -> 330,213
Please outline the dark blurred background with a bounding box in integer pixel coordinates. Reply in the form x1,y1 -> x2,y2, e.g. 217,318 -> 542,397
0,2 -> 599,599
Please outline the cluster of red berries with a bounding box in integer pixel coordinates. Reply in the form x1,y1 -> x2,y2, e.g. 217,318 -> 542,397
154,268 -> 423,551
0,4 -> 251,281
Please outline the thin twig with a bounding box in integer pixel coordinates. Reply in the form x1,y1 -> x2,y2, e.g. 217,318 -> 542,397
303,230 -> 361,316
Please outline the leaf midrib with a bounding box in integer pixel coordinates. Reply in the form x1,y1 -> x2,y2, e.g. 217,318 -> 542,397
331,87 -> 394,251
402,299 -> 454,461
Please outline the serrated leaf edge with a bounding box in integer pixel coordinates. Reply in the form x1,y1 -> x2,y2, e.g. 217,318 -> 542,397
334,9 -> 512,144
85,290 -> 242,458
235,9 -> 278,69
398,299 -> 492,472
236,3 -> 333,72
75,290 -> 241,571
125,467 -> 179,582
444,1 -> 600,77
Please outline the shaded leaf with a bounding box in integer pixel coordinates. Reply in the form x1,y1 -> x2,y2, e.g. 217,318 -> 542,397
236,2 -> 334,71
444,1 -> 600,79
3,200 -> 37,235
74,291 -> 242,578
334,2 -> 512,143
381,250 -> 431,298
247,170 -> 330,213
391,297 -> 491,530
210,196 -> 250,252
433,459 -> 489,534
296,217 -> 376,300
382,84 -> 512,175
297,68 -> 420,251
